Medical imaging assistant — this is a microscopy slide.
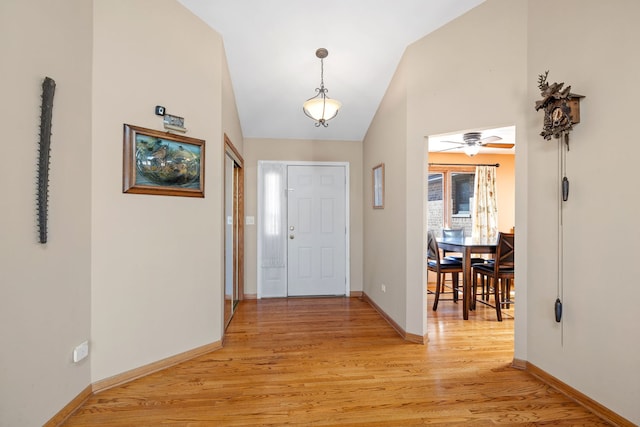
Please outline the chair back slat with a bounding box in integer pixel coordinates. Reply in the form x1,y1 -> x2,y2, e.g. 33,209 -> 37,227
442,228 -> 464,239
427,230 -> 440,262
495,232 -> 515,269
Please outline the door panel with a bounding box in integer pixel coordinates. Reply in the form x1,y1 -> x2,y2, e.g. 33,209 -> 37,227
287,165 -> 346,296
298,247 -> 312,278
223,136 -> 244,328
298,198 -> 312,232
224,155 -> 234,326
321,247 -> 334,277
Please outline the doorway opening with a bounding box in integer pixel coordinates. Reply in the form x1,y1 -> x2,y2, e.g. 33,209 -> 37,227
426,126 -> 516,321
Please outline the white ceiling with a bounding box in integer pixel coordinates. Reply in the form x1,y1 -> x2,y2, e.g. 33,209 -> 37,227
177,0 -> 485,141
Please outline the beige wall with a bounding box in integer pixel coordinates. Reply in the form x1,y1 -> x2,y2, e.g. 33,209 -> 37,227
0,1 -> 93,425
221,49 -> 244,153
362,59 -> 410,329
526,0 -> 639,422
363,0 -> 528,337
3,0 -> 639,424
406,0 -> 529,340
428,152 -> 515,233
90,0 -> 237,382
1,0 -> 241,422
364,0 -> 639,423
243,138 -> 363,296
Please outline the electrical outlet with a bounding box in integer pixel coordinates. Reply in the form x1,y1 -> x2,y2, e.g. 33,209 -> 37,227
381,284 -> 386,293
73,341 -> 89,363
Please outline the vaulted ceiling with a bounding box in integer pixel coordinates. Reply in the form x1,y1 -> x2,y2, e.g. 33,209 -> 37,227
178,0 -> 486,141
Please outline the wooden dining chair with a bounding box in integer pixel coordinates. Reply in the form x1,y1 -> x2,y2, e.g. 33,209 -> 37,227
441,228 -> 464,260
471,232 -> 514,321
427,230 -> 463,311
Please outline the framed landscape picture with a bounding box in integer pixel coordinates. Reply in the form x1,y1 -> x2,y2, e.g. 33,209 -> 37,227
123,124 -> 205,197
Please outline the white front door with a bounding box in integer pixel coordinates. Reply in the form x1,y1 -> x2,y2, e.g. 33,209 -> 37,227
287,165 -> 347,296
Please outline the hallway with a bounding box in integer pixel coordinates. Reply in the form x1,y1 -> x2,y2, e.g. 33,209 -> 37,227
62,297 -> 609,426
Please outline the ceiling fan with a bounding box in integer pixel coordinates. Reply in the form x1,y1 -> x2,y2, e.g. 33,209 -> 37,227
438,132 -> 515,156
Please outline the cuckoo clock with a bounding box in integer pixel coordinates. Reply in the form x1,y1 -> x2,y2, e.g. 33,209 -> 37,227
535,71 -> 584,145
534,71 -> 585,324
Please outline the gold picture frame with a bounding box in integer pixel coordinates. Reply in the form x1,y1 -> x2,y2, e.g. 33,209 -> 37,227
373,163 -> 384,209
123,124 -> 205,197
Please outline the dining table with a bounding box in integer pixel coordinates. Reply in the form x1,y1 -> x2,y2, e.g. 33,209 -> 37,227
437,236 -> 497,320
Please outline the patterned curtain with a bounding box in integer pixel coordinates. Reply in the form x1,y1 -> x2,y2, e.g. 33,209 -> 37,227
472,166 -> 498,241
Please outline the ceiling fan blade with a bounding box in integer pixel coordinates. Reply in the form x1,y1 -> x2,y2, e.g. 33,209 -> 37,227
483,142 -> 514,149
479,135 -> 502,144
440,140 -> 465,146
435,145 -> 466,153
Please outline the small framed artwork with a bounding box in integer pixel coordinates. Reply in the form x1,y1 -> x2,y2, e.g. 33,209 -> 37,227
123,124 -> 205,197
372,163 -> 384,209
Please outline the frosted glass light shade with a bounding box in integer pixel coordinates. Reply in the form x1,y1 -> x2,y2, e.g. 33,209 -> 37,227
303,97 -> 342,122
464,144 -> 480,157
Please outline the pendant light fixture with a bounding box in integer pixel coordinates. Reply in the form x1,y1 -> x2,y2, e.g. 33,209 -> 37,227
303,48 -> 341,127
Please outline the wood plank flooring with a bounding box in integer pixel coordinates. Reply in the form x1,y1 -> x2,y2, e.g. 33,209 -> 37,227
62,295 -> 610,426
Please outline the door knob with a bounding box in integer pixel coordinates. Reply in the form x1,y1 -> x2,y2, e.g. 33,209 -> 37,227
289,235 -> 295,239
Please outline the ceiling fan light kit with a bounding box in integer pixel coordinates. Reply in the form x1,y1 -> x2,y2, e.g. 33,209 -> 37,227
439,131 -> 514,157
303,48 -> 341,127
463,144 -> 481,157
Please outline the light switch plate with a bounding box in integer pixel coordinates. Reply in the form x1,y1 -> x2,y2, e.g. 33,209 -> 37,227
73,341 -> 89,363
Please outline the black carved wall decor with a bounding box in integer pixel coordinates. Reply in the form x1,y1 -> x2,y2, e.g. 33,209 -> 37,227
37,76 -> 56,244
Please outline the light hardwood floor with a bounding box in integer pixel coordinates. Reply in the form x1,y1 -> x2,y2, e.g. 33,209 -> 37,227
62,294 -> 610,426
